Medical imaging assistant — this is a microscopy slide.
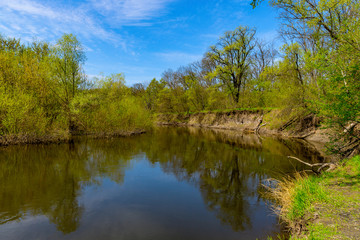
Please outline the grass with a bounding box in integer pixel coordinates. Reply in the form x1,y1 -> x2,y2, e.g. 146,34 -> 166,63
288,176 -> 328,221
269,173 -> 329,227
269,155 -> 360,240
292,224 -> 338,240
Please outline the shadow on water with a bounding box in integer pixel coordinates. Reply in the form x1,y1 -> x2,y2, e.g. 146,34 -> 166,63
0,126 -> 327,239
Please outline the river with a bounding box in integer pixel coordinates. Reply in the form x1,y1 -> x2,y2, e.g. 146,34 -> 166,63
0,126 -> 325,240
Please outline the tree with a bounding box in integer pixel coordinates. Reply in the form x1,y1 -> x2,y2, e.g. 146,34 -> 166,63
144,78 -> 164,111
206,26 -> 256,104
270,0 -> 360,146
53,33 -> 86,105
131,83 -> 145,96
53,34 -> 86,131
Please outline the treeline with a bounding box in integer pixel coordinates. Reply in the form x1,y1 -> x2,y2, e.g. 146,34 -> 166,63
139,0 -> 360,142
0,34 -> 151,142
141,27 -> 277,113
1,0 -> 359,145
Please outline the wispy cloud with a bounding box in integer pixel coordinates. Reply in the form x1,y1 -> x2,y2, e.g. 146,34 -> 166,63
257,30 -> 279,43
0,0 -> 118,45
156,51 -> 203,65
90,0 -> 175,24
0,0 -> 175,47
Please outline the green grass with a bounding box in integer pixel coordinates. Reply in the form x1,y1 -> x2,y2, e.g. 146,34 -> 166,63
271,155 -> 360,239
287,176 -> 328,221
290,223 -> 338,240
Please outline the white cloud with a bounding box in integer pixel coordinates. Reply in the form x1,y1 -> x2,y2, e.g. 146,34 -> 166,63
89,0 -> 175,24
0,0 -> 175,47
0,0 -> 119,45
1,0 -> 57,19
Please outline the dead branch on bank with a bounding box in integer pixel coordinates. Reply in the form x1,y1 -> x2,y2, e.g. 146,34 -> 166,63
255,123 -> 267,134
287,156 -> 337,175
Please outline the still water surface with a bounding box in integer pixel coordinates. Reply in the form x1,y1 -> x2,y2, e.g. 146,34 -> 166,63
0,127 -> 324,240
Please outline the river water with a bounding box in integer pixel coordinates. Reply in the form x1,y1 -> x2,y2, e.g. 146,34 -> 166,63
0,127 -> 325,240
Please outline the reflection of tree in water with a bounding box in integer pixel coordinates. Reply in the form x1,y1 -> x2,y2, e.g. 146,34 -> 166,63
0,138 -> 142,234
48,178 -> 84,234
0,127 -> 322,234
145,127 -> 313,231
47,144 -> 84,234
199,154 -> 251,231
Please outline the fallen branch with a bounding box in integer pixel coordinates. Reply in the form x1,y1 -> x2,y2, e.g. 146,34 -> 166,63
287,156 -> 336,175
279,117 -> 298,131
297,131 -> 315,139
255,123 -> 267,134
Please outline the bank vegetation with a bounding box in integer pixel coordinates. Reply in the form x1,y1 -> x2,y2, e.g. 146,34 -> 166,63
0,34 -> 151,145
1,0 -> 359,150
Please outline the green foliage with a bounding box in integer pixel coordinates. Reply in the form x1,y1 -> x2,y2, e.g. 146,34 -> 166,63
0,34 -> 152,142
144,78 -> 165,111
0,87 -> 48,135
207,26 -> 256,104
206,85 -> 233,110
53,33 -> 86,102
0,35 -> 66,138
71,73 -> 152,133
269,0 -> 360,139
152,0 -> 360,147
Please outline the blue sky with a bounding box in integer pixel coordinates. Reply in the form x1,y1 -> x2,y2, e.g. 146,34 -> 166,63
0,0 -> 279,85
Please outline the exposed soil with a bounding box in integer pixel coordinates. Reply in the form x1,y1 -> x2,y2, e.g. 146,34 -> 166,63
156,110 -> 332,144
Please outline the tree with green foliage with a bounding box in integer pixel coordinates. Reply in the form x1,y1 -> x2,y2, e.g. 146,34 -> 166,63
0,36 -> 66,137
52,33 -> 86,131
269,0 -> 360,145
53,34 -> 86,104
206,26 -> 256,104
144,78 -> 165,111
0,33 -> 152,143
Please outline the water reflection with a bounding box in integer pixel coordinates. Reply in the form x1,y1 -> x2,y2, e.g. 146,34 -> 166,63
0,127 -> 325,239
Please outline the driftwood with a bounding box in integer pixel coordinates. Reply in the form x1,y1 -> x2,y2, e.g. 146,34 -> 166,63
287,156 -> 336,175
255,123 -> 267,134
254,116 -> 266,134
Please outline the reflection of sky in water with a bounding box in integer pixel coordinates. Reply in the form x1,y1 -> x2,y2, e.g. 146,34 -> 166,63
1,159 -> 277,240
0,127 -> 323,240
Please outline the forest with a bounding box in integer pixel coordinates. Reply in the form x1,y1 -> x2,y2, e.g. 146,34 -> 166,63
0,0 -> 359,146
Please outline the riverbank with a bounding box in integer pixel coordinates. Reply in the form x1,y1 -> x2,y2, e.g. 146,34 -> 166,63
269,155 -> 360,240
156,109 -> 330,144
157,110 -> 360,239
0,131 -> 70,146
0,130 -> 147,146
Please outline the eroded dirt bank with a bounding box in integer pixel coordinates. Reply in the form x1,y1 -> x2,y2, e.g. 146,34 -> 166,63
156,110 -> 330,144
